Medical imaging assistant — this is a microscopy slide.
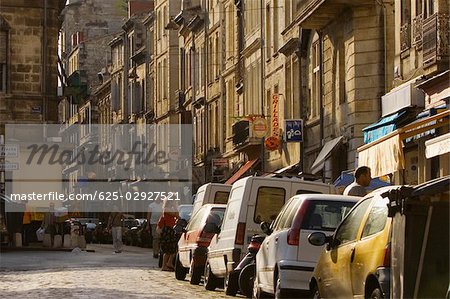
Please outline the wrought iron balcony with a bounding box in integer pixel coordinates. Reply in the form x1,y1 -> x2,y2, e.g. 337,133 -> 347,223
412,14 -> 423,49
400,23 -> 411,53
422,13 -> 449,68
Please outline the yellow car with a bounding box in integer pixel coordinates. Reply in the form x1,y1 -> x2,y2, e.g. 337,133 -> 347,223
308,188 -> 392,299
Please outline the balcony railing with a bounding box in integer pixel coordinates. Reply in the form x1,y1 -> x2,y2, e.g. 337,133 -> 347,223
423,13 -> 449,68
232,120 -> 250,147
412,14 -> 423,49
400,23 -> 411,53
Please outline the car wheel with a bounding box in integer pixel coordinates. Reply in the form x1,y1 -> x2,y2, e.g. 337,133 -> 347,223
311,284 -> 321,299
174,254 -> 187,281
224,270 -> 239,296
204,262 -> 221,291
239,263 -> 256,298
369,287 -> 383,299
190,263 -> 203,285
274,275 -> 289,299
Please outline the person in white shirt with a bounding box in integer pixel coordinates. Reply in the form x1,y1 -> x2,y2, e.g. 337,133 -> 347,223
343,166 -> 372,197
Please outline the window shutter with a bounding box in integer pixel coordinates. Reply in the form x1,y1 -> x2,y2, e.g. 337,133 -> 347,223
0,31 -> 7,63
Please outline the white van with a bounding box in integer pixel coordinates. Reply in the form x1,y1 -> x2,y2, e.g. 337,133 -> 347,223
205,176 -> 335,295
191,183 -> 232,217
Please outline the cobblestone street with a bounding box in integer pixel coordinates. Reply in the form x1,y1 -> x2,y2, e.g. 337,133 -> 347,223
0,245 -> 233,299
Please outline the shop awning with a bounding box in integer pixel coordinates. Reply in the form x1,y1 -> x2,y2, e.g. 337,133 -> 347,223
425,133 -> 450,158
358,109 -> 449,177
358,134 -> 405,178
225,159 -> 259,185
363,110 -> 408,144
274,163 -> 301,175
310,136 -> 344,174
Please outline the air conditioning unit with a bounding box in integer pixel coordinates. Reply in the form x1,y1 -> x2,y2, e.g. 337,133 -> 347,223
381,80 -> 425,117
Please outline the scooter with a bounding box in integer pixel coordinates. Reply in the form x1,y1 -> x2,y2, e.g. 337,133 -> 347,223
234,234 -> 265,298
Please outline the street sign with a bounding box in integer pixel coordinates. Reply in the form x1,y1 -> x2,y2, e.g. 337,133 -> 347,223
0,162 -> 19,171
284,119 -> 303,142
252,117 -> 268,138
0,144 -> 19,157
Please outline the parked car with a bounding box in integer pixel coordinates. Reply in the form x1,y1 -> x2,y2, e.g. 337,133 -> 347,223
175,204 -> 226,285
191,183 -> 231,217
206,176 -> 335,295
253,194 -> 359,298
386,176 -> 449,299
308,187 -> 394,299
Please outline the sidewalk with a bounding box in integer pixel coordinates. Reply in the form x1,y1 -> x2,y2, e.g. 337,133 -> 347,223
0,244 -> 156,271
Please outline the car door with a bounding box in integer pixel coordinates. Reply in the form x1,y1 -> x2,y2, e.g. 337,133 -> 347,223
350,195 -> 390,297
317,197 -> 372,298
259,197 -> 299,291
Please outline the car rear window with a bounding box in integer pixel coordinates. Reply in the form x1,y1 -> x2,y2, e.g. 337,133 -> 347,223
273,196 -> 302,230
214,191 -> 230,204
207,208 -> 226,227
301,200 -> 356,231
254,187 -> 286,224
187,206 -> 207,231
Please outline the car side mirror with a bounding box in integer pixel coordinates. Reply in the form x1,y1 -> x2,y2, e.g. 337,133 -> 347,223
308,232 -> 332,247
260,222 -> 272,236
203,222 -> 220,234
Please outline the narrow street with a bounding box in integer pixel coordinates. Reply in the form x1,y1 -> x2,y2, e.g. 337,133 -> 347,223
0,245 -> 233,299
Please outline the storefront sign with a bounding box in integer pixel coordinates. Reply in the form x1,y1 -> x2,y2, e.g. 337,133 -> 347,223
271,94 -> 280,137
252,117 -> 268,138
284,119 -> 303,142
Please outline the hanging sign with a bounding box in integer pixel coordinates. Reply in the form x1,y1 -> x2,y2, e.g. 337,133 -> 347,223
284,119 -> 303,142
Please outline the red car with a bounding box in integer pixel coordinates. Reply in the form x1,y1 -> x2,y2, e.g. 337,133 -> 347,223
175,204 -> 226,285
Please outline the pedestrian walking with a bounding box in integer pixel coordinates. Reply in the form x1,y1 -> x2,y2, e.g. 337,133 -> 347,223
157,200 -> 179,271
42,203 -> 56,246
147,200 -> 162,258
343,166 -> 372,197
108,206 -> 124,254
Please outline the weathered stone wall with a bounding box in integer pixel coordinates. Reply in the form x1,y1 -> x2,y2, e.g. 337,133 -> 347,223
303,4 -> 385,179
61,0 -> 128,89
0,0 -> 63,133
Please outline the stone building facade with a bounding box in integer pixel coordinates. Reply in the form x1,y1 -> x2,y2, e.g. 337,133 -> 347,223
0,0 -> 65,132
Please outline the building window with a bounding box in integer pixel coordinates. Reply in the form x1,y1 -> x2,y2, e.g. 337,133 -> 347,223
163,6 -> 167,36
208,38 -> 213,83
285,60 -> 292,118
226,5 -> 234,59
273,0 -> 279,52
266,4 -> 271,58
214,32 -> 219,79
244,0 -> 260,35
310,34 -> 321,120
284,0 -> 291,26
162,58 -> 167,100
